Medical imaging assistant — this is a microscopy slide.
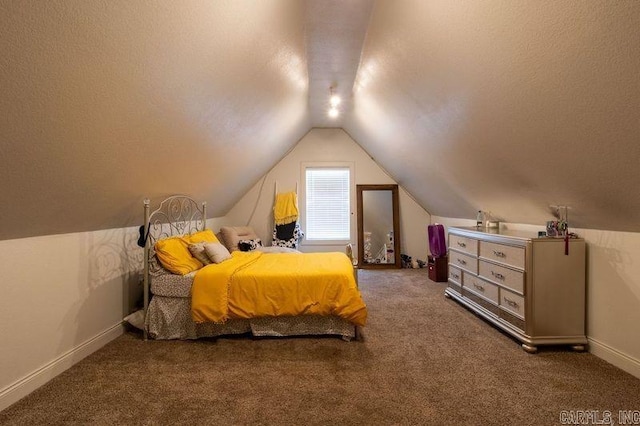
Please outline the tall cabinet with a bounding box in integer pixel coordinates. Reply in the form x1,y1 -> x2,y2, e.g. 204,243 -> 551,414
445,226 -> 587,353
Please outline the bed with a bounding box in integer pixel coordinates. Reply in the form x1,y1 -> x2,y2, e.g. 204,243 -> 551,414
142,195 -> 366,341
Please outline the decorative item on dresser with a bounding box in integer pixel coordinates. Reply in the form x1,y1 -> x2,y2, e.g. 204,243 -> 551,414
444,226 -> 587,353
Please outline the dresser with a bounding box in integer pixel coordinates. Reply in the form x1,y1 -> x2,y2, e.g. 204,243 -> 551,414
445,226 -> 587,353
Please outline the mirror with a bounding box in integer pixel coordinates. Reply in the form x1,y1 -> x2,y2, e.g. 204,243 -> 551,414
357,184 -> 401,269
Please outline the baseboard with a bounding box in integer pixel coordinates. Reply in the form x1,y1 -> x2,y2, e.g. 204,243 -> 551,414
588,337 -> 640,379
0,322 -> 124,412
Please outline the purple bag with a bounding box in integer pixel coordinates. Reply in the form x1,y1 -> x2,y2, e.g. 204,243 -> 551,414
428,224 -> 447,258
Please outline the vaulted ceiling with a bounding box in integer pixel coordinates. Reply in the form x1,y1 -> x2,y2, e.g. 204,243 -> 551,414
1,0 -> 639,241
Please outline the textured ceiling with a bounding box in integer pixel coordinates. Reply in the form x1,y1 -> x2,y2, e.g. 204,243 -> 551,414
345,0 -> 640,232
1,0 -> 640,241
305,0 -> 373,128
0,0 -> 311,240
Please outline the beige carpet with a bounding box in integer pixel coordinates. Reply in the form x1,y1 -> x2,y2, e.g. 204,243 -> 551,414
1,269 -> 639,425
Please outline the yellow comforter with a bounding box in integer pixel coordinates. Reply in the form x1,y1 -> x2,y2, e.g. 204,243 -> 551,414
191,251 -> 367,326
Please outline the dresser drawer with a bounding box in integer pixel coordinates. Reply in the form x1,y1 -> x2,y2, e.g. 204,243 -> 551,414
463,274 -> 499,304
449,251 -> 478,274
479,260 -> 524,294
500,288 -> 525,319
448,265 -> 462,284
479,241 -> 525,270
448,234 -> 478,256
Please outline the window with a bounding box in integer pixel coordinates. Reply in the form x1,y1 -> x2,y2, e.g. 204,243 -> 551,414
304,166 -> 351,241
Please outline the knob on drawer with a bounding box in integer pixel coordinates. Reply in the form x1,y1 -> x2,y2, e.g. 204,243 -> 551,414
491,270 -> 505,280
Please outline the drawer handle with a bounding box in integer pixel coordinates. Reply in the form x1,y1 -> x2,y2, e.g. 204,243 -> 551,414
491,271 -> 505,280
493,250 -> 506,257
457,241 -> 466,248
473,283 -> 485,292
457,258 -> 467,265
503,296 -> 519,309
451,273 -> 460,280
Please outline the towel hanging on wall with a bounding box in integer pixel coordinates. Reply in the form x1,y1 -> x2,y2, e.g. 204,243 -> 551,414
273,191 -> 299,225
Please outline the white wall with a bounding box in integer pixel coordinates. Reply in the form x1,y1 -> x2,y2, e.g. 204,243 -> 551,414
0,227 -> 140,411
224,128 -> 431,261
579,228 -> 640,378
433,216 -> 640,379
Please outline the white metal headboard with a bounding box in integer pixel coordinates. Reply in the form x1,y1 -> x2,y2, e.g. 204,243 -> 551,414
142,195 -> 207,339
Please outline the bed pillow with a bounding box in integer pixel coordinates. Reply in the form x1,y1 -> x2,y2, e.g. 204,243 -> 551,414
188,229 -> 220,244
188,242 -> 212,266
238,239 -> 262,252
204,242 -> 232,264
219,226 -> 260,252
215,231 -> 225,248
155,237 -> 203,275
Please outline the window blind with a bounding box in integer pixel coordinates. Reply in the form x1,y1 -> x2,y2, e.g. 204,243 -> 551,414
305,167 -> 350,240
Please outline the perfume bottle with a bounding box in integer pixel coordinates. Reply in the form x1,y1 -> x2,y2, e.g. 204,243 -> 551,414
476,210 -> 484,228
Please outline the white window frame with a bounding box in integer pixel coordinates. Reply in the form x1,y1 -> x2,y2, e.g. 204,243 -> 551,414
300,162 -> 355,246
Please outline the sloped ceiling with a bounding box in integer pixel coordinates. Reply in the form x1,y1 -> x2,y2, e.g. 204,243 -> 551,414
305,0 -> 373,128
0,0 -> 311,240
345,0 -> 640,232
1,0 -> 640,241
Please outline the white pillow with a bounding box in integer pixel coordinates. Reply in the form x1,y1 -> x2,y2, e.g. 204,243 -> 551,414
204,242 -> 232,264
188,242 -> 212,266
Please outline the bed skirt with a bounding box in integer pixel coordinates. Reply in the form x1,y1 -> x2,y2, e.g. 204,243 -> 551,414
145,295 -> 357,341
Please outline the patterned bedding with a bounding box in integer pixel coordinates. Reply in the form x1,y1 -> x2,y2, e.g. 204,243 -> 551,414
150,269 -> 195,298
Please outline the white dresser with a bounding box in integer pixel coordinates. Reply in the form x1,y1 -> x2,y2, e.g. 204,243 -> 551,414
445,226 -> 587,353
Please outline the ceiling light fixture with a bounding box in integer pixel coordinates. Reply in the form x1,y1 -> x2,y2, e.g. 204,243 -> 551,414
328,86 -> 340,118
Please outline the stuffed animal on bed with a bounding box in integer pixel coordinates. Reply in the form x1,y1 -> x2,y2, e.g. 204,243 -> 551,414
238,238 -> 263,252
